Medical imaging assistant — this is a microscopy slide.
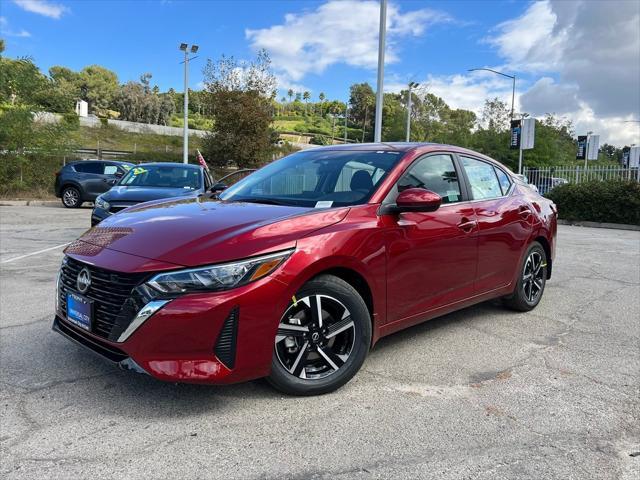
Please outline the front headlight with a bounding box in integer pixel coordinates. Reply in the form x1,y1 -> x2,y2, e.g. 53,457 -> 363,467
95,196 -> 110,211
146,249 -> 294,294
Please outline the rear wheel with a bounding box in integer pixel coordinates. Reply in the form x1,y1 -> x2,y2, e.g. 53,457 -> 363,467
267,275 -> 371,396
62,186 -> 82,208
503,241 -> 547,311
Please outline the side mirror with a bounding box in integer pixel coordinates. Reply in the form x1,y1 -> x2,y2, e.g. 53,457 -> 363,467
382,188 -> 442,214
209,182 -> 228,194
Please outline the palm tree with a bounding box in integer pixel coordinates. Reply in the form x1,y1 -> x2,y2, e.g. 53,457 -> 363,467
303,91 -> 310,115
318,92 -> 325,116
280,96 -> 287,115
287,89 -> 294,103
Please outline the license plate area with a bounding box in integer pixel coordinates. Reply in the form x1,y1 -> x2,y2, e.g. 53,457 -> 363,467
66,292 -> 93,332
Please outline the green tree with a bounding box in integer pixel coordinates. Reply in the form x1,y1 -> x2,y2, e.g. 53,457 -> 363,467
79,65 -> 119,114
303,91 -> 310,115
202,49 -> 276,168
349,83 -> 375,141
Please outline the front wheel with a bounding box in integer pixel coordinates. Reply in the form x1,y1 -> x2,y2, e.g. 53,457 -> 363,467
503,241 -> 547,312
267,275 -> 371,396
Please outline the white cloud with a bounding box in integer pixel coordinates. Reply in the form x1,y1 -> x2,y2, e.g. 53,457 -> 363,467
414,0 -> 639,146
487,0 -> 640,145
246,0 -> 451,85
0,16 -> 31,37
12,0 -> 68,20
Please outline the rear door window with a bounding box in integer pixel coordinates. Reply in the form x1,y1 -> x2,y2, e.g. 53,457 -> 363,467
460,157 -> 503,200
73,162 -> 103,174
494,168 -> 512,195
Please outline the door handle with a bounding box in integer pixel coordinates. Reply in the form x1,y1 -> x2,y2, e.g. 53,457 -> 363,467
457,218 -> 477,232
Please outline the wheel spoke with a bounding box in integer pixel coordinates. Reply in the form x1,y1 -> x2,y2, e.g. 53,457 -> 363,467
326,316 -> 354,339
289,341 -> 309,377
317,346 -> 345,371
309,295 -> 323,328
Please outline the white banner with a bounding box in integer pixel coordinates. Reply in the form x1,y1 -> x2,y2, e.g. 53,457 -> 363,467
630,146 -> 640,168
587,135 -> 600,161
521,118 -> 535,150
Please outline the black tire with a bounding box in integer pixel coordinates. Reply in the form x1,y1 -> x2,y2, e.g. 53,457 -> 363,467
267,275 -> 371,396
61,186 -> 82,208
503,241 -> 547,312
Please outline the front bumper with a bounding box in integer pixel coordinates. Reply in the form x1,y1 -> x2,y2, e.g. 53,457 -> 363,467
53,273 -> 291,385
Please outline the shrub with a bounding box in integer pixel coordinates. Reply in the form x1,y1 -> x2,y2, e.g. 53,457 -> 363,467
309,134 -> 332,145
545,180 -> 640,225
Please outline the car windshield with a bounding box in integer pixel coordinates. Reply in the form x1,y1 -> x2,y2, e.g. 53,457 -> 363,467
118,165 -> 201,189
219,150 -> 403,208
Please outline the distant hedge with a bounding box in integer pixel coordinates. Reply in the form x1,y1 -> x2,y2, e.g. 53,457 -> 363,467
545,180 -> 640,225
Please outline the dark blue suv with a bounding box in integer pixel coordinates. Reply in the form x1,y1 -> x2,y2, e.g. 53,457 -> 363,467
54,160 -> 134,208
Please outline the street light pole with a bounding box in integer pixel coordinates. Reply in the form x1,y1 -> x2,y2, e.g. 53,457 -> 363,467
468,67 -> 516,121
406,82 -> 418,142
344,104 -> 348,143
374,0 -> 387,143
180,43 -> 199,164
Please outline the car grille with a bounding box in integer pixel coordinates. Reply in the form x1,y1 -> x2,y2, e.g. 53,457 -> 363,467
59,257 -> 148,340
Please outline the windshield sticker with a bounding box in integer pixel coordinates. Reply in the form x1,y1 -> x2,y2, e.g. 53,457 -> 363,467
315,201 -> 333,208
446,190 -> 459,201
132,167 -> 148,175
122,165 -> 132,171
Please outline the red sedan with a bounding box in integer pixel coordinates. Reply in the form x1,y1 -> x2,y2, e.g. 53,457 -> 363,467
53,143 -> 557,395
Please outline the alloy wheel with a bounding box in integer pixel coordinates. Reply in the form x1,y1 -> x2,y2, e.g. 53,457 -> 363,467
63,188 -> 79,207
522,251 -> 544,303
275,294 -> 355,380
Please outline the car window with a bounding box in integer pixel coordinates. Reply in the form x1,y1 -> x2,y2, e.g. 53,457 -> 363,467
334,160 -> 386,193
461,157 -> 503,200
73,162 -> 103,174
103,165 -> 119,175
397,154 -> 462,204
494,168 -> 511,195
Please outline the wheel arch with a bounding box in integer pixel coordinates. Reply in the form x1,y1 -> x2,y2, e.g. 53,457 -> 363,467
534,235 -> 552,279
61,181 -> 84,198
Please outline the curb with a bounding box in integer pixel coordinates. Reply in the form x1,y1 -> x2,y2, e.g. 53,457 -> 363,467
557,219 -> 640,231
0,200 -> 61,207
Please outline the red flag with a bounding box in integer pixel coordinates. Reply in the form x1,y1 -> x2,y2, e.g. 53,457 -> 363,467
196,149 -> 209,171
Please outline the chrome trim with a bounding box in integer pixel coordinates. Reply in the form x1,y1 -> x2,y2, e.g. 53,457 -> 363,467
117,300 -> 169,343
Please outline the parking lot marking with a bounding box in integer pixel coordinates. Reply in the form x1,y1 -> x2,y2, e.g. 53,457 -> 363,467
1,242 -> 70,264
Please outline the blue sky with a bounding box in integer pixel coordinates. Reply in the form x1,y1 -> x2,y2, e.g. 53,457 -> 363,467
2,0 -> 639,145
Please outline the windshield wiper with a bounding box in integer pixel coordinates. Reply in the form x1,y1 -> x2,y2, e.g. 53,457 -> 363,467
234,197 -> 291,206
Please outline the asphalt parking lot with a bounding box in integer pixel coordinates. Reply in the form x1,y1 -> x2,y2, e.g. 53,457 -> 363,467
1,205 -> 638,480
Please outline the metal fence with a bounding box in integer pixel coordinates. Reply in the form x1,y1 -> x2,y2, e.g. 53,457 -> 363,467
523,165 -> 640,194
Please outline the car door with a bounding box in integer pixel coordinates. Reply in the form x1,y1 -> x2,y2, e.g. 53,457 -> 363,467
385,153 -> 479,325
73,162 -> 105,199
101,163 -> 124,193
459,156 -> 533,293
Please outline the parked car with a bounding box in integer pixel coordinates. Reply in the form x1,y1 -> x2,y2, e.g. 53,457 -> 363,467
53,143 -> 557,396
55,160 -> 134,208
91,162 -> 214,226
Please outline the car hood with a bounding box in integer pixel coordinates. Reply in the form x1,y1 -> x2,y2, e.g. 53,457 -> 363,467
102,186 -> 199,203
67,197 -> 349,268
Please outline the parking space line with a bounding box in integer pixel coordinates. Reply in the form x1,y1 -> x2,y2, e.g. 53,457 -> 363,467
1,243 -> 70,264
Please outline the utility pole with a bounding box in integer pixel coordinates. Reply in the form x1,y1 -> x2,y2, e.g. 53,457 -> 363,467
344,104 -> 348,143
406,82 -> 418,142
180,43 -> 199,163
373,0 -> 387,143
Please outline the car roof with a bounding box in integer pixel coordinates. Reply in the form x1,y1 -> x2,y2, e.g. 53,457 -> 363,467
68,159 -> 133,165
135,162 -> 201,169
306,142 -> 499,161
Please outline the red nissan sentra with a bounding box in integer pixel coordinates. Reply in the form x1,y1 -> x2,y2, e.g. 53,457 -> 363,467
54,143 -> 557,395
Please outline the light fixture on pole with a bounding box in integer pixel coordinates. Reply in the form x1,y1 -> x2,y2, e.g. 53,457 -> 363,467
406,81 -> 419,142
468,68 -> 516,120
180,43 -> 199,164
373,0 -> 387,143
